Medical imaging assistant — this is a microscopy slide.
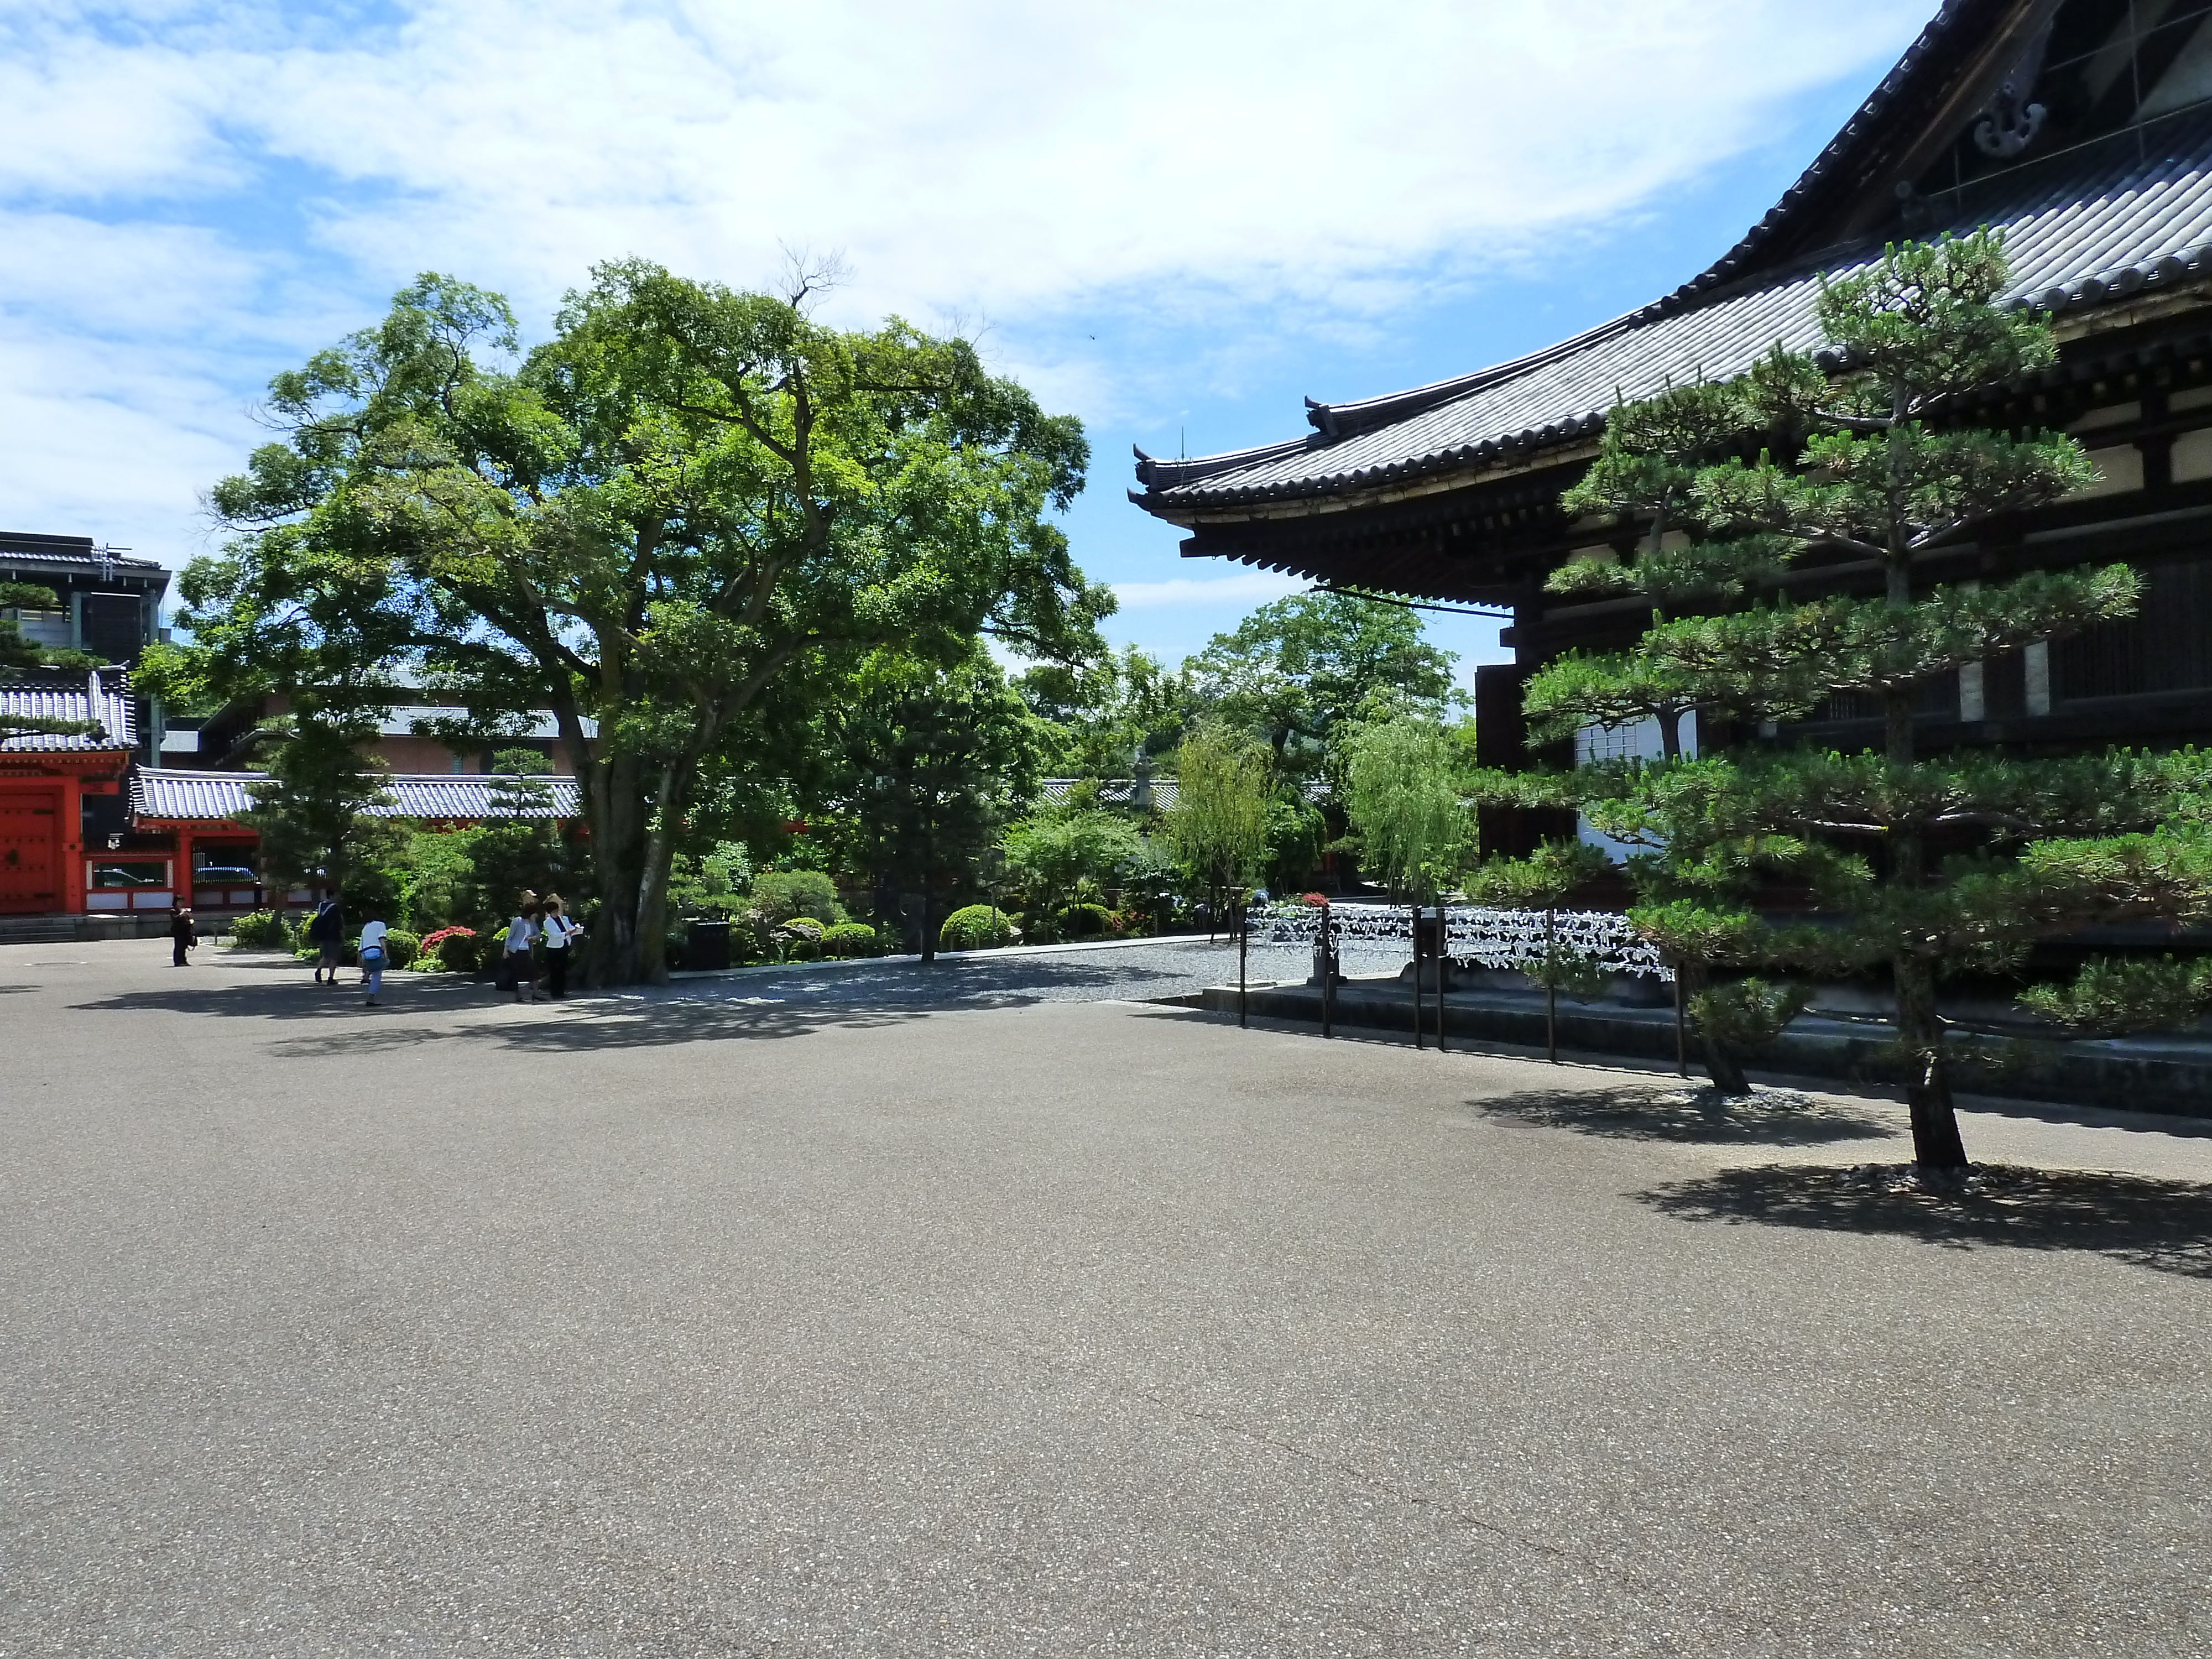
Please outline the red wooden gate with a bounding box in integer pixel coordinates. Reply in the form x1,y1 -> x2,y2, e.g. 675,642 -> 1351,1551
0,785 -> 64,914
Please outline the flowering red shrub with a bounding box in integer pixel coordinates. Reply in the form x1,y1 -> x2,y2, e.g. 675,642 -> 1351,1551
419,926 -> 481,974
1302,893 -> 1329,906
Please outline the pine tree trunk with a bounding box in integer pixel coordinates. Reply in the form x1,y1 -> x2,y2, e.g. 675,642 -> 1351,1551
1877,434 -> 1969,1167
1679,959 -> 1750,1097
1895,954 -> 1966,1168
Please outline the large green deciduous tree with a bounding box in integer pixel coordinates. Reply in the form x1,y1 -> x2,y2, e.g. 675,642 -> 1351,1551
1495,231 -> 2212,1166
831,646 -> 1044,960
1018,645 -> 1191,779
200,265 -> 1111,984
1187,593 -> 1456,779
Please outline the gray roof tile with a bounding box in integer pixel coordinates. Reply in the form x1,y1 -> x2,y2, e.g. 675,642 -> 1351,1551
132,769 -> 582,822
1145,109 -> 2212,511
0,671 -> 136,754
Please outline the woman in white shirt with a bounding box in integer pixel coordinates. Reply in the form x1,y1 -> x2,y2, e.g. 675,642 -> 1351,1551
504,900 -> 540,1004
358,912 -> 390,1007
539,894 -> 582,999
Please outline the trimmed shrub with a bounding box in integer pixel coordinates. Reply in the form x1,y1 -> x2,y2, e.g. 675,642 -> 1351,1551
229,910 -> 294,950
773,916 -> 825,962
381,930 -> 420,970
820,921 -> 881,958
750,870 -> 844,927
416,925 -> 472,972
1056,902 -> 1113,940
939,905 -> 1016,951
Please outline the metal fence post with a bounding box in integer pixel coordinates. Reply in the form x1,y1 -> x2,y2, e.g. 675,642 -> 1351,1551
1545,905 -> 1559,1065
1411,901 -> 1423,1051
1674,967 -> 1688,1078
1321,900 -> 1335,1040
1436,902 -> 1448,1053
1237,899 -> 1248,1029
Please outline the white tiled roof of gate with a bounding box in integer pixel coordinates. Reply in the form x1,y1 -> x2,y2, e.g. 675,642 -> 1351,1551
0,672 -> 135,753
1147,109 -> 2212,508
132,770 -> 582,821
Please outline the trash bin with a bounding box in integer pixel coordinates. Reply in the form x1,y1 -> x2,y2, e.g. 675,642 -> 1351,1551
684,919 -> 731,971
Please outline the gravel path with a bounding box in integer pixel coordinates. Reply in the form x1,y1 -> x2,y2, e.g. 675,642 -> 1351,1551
637,936 -> 1409,1013
3,939 -> 2208,1656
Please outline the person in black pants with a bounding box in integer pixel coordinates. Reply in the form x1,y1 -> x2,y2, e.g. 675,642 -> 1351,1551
170,905 -> 197,967
540,894 -> 581,999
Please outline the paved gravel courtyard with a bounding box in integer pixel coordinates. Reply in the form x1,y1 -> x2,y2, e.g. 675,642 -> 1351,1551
3,939 -> 2209,1657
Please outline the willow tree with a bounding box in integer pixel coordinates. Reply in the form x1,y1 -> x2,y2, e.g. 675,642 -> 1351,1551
1342,715 -> 1471,902
1166,723 -> 1272,927
201,265 -> 1110,984
1500,230 -> 2212,1167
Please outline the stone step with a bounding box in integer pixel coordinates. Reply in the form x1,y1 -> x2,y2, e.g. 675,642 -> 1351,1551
0,915 -> 81,945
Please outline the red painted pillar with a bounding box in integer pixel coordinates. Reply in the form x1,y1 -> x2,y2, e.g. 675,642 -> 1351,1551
176,830 -> 194,904
60,773 -> 84,914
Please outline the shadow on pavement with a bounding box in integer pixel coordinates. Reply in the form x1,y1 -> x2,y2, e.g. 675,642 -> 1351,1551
263,998 -> 939,1057
1476,1084 -> 1898,1147
1639,1162 -> 2212,1278
67,953 -> 1212,1056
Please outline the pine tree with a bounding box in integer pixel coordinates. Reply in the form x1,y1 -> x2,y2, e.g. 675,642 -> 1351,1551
0,581 -> 102,746
1487,231 -> 2212,1168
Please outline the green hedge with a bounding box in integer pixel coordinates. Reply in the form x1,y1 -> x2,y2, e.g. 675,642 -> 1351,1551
940,905 -> 1016,951
229,910 -> 294,950
1057,903 -> 1113,940
820,922 -> 882,958
382,930 -> 420,969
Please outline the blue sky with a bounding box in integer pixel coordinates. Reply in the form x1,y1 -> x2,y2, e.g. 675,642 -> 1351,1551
1,0 -> 1934,690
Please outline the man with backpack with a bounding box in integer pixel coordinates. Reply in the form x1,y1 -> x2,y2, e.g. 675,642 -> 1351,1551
306,896 -> 345,986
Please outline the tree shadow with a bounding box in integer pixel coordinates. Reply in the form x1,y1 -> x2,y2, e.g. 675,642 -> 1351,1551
260,997 -> 938,1058
66,952 -> 1216,1056
1475,1083 -> 1899,1147
1640,1163 -> 2212,1279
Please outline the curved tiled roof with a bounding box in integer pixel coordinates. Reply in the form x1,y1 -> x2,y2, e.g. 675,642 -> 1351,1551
132,769 -> 582,822
1140,94 -> 2212,514
0,671 -> 135,754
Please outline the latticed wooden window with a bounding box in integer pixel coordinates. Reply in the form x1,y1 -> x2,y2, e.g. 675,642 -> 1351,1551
2054,556 -> 2212,702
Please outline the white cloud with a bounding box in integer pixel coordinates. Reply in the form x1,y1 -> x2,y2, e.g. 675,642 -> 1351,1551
0,0 -> 1930,568
1113,572 -> 1311,610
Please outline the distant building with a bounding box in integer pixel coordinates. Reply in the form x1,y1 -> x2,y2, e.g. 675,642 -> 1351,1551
102,769 -> 587,921
166,677 -> 593,776
0,669 -> 139,917
0,531 -> 170,676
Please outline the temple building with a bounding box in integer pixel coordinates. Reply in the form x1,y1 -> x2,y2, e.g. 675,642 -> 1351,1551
2,528 -> 584,929
1134,0 -> 2212,850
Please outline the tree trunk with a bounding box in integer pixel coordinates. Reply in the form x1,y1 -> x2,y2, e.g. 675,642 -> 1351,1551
1895,954 -> 1967,1169
1678,959 -> 1751,1097
1877,455 -> 1967,1168
919,820 -> 937,963
630,758 -> 697,986
583,749 -> 649,987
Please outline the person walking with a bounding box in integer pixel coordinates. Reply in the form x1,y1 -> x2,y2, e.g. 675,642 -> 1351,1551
502,898 -> 541,1004
169,904 -> 197,968
306,896 -> 345,986
358,908 -> 389,1007
539,895 -> 582,999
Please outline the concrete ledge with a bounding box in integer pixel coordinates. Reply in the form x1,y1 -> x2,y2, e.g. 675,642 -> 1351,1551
1201,978 -> 2212,1122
